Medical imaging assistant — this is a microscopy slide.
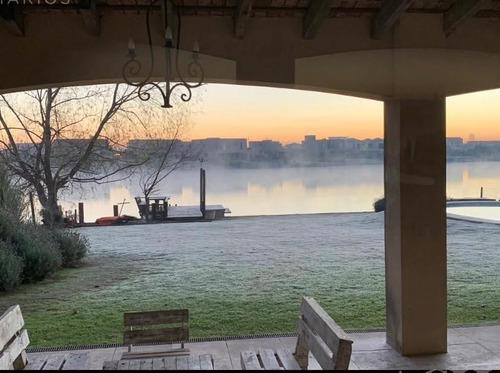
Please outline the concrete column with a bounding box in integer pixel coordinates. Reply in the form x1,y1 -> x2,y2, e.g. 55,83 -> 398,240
384,99 -> 447,356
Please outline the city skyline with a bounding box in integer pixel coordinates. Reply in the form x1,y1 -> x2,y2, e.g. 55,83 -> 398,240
188,84 -> 500,144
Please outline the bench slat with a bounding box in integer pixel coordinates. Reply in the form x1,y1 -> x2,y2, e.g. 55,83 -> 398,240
0,305 -> 24,351
61,352 -> 90,370
164,356 -> 176,370
43,354 -> 66,370
334,338 -> 353,370
124,326 -> 188,345
188,356 -> 201,370
121,349 -> 189,360
176,356 -> 188,370
129,359 -> 142,370
124,310 -> 188,327
199,355 -> 213,371
297,317 -> 335,370
25,355 -> 49,371
139,358 -> 153,370
275,349 -> 301,370
300,297 -> 352,353
258,349 -> 281,370
0,328 -> 29,370
240,351 -> 263,371
138,358 -> 152,370
152,358 -> 165,370
103,360 -> 119,370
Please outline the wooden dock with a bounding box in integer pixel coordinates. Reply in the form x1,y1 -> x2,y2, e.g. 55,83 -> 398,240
72,205 -> 230,228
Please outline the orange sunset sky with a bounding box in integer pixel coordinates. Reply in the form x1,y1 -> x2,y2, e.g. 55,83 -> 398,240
189,84 -> 500,144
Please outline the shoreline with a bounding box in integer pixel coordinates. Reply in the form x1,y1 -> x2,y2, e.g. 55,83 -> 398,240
73,210 -> 377,229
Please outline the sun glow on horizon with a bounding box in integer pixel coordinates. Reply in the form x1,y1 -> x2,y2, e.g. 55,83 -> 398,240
188,84 -> 500,144
189,84 -> 384,144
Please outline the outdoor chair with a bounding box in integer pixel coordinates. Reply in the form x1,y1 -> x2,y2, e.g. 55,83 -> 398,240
0,305 -> 29,370
294,296 -> 353,370
1,305 -> 91,370
122,309 -> 190,359
240,297 -> 353,370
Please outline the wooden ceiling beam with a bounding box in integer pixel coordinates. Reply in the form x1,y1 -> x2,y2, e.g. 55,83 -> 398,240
371,0 -> 413,40
79,0 -> 101,36
302,0 -> 332,39
234,0 -> 255,39
0,4 -> 25,36
444,0 -> 487,37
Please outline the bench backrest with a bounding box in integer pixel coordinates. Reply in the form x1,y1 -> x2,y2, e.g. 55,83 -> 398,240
0,305 -> 29,370
123,309 -> 189,345
294,297 -> 353,370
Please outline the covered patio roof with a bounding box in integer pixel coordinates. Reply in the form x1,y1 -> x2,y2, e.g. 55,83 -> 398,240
1,0 -> 500,358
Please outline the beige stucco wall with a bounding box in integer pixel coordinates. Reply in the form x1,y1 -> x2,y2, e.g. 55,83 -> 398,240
1,12 -> 499,98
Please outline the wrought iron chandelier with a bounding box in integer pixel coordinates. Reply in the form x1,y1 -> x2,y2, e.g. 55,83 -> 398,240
122,0 -> 204,108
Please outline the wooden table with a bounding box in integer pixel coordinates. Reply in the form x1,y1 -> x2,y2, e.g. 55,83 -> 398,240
103,354 -> 214,370
24,352 -> 90,370
240,349 -> 301,370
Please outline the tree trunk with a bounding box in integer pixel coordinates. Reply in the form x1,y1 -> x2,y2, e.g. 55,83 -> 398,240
145,196 -> 150,222
37,186 -> 62,227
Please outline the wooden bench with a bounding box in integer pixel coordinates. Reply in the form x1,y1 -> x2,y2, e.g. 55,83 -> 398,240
122,309 -> 190,359
240,297 -> 353,370
0,305 -> 90,370
0,305 -> 29,370
24,352 -> 90,370
103,354 -> 214,370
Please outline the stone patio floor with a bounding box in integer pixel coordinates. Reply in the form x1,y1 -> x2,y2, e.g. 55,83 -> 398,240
27,325 -> 500,370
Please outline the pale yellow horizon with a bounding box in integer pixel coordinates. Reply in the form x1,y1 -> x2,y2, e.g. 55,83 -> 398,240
188,84 -> 500,144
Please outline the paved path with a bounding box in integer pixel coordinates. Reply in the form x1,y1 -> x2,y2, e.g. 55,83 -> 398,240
28,325 -> 500,370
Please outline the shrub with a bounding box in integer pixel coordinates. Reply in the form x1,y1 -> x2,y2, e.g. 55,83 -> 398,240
51,229 -> 89,268
373,197 -> 385,212
0,241 -> 23,291
0,164 -> 26,221
0,209 -> 17,241
11,224 -> 62,283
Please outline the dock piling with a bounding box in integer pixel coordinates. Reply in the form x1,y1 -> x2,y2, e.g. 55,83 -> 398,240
29,192 -> 36,225
78,202 -> 84,224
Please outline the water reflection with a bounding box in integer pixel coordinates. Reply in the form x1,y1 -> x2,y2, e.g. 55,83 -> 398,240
59,161 -> 500,222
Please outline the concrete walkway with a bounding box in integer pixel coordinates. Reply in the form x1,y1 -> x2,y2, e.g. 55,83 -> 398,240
27,325 -> 500,370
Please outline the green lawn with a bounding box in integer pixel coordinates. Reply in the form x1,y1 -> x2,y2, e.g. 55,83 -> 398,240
1,213 -> 498,347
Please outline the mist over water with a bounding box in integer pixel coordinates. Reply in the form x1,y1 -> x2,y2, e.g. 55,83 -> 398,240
59,161 -> 500,222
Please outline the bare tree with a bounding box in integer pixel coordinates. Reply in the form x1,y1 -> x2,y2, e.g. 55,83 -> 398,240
0,84 -> 149,226
130,98 -> 200,220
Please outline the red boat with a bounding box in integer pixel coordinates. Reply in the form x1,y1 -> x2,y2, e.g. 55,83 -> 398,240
95,215 -> 138,225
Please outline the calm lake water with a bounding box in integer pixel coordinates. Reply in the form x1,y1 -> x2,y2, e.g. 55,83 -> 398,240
60,161 -> 500,222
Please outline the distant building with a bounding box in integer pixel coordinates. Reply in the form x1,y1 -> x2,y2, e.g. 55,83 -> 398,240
191,138 -> 247,163
248,140 -> 284,162
127,139 -> 194,160
327,137 -> 361,151
446,137 -> 464,149
360,138 -> 384,151
465,140 -> 500,149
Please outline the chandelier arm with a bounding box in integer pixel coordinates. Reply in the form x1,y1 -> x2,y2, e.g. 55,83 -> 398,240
169,82 -> 193,103
138,82 -> 169,106
122,59 -> 144,87
122,0 -> 159,86
172,47 -> 205,89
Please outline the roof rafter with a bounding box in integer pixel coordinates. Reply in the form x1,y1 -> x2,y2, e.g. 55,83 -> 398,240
302,0 -> 332,40
444,0 -> 487,36
234,0 -> 255,39
0,4 -> 25,36
79,0 -> 101,36
371,0 -> 413,40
